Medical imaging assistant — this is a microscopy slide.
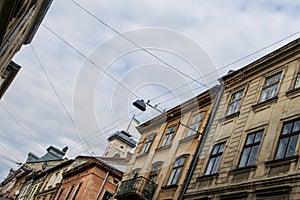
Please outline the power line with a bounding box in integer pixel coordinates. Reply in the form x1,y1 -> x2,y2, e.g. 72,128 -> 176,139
70,0 -> 208,89
0,104 -> 41,145
30,45 -> 91,155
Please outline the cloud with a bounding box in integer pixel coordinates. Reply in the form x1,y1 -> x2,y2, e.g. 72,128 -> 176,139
1,0 -> 300,180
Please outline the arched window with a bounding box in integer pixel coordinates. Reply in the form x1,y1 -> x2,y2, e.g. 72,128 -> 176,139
141,134 -> 155,153
149,161 -> 163,183
166,155 -> 187,186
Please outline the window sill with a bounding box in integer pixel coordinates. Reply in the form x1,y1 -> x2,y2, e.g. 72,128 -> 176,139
230,165 -> 257,173
252,96 -> 278,111
265,155 -> 299,167
161,184 -> 178,190
219,112 -> 240,122
265,155 -> 298,177
179,134 -> 199,144
197,173 -> 218,180
136,152 -> 149,159
155,144 -> 171,152
229,166 -> 256,182
286,87 -> 300,97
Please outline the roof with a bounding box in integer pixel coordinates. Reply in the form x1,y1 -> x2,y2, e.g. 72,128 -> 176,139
65,156 -> 124,179
220,38 -> 300,85
136,86 -> 220,134
27,146 -> 65,163
107,131 -> 137,148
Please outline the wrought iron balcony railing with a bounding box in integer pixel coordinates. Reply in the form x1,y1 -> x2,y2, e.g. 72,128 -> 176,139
115,176 -> 157,200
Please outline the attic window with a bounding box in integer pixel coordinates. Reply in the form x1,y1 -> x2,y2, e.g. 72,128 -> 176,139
121,145 -> 124,149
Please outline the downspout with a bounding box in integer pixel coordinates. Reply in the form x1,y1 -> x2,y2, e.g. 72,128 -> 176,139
96,171 -> 109,200
179,84 -> 224,200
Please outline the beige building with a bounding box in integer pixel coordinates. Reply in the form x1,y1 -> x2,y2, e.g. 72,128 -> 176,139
115,87 -> 220,200
0,0 -> 53,98
185,38 -> 300,199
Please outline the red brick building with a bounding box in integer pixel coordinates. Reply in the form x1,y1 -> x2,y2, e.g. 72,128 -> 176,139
54,156 -> 123,200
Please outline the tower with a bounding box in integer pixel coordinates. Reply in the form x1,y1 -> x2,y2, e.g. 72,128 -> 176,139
103,130 -> 137,159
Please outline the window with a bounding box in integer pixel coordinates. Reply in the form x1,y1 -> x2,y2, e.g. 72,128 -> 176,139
259,72 -> 282,102
205,142 -> 225,175
166,156 -> 186,186
141,134 -> 155,153
65,185 -> 74,200
275,119 -> 300,160
71,182 -> 82,200
238,130 -> 263,168
227,89 -> 244,116
295,73 -> 300,89
102,191 -> 113,200
162,124 -> 177,146
186,112 -> 205,137
149,162 -> 162,183
130,168 -> 140,179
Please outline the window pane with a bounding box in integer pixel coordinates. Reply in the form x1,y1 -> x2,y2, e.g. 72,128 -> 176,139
239,147 -> 250,168
167,170 -> 176,185
211,156 -> 221,174
295,74 -> 300,89
172,169 -> 182,185
269,84 -> 278,99
205,157 -> 215,175
254,131 -> 263,143
286,134 -> 299,157
259,88 -> 269,102
212,145 -> 219,155
219,143 -> 225,153
179,157 -> 186,166
247,145 -> 259,166
246,134 -> 255,145
283,122 -> 293,135
293,120 -> 300,132
275,138 -> 288,160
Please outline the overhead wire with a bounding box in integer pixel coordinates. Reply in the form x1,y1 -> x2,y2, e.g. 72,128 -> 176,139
70,0 -> 208,89
30,44 -> 91,155
3,1 -> 299,158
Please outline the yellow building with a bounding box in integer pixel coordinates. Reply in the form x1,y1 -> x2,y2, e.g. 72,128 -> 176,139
115,87 -> 220,200
185,38 -> 300,199
0,0 -> 53,99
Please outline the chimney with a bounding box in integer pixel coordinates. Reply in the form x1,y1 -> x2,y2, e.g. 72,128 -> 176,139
62,146 -> 68,153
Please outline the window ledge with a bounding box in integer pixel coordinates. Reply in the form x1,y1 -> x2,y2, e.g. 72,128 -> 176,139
136,152 -> 149,159
265,155 -> 299,167
219,112 -> 240,122
230,165 -> 257,174
197,173 -> 218,180
155,144 -> 171,152
252,96 -> 278,111
179,134 -> 199,144
161,184 -> 178,190
286,87 -> 300,97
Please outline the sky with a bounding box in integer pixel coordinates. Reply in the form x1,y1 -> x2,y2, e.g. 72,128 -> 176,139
1,0 -> 300,180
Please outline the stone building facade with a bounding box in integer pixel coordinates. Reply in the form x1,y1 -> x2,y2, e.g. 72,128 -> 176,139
115,87 -> 220,200
185,38 -> 300,199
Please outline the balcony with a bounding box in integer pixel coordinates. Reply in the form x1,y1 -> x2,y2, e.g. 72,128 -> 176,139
115,176 -> 157,200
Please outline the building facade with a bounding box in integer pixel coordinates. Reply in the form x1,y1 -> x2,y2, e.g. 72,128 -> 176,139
115,88 -> 219,200
54,157 -> 123,200
185,38 -> 300,199
0,0 -> 53,99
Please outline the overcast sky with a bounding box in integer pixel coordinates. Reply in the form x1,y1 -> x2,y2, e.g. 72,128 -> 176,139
1,0 -> 300,180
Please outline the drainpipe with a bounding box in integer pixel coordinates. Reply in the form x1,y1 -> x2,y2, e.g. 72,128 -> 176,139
179,85 -> 224,200
96,171 -> 109,200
